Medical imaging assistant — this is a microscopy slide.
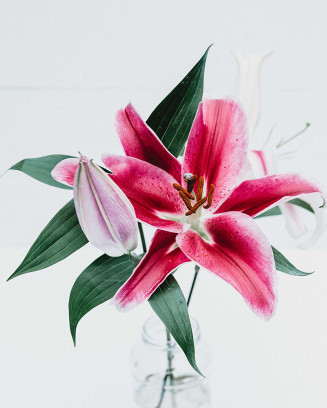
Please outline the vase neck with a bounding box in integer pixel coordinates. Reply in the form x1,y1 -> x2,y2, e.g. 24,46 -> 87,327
142,315 -> 200,350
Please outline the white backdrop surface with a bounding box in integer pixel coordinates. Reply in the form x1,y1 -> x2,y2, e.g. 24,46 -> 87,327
0,1 -> 327,407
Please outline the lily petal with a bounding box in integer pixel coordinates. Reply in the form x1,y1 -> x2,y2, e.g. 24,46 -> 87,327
282,198 -> 326,249
298,204 -> 325,249
176,212 -> 276,318
182,99 -> 248,211
234,53 -> 271,137
281,202 -> 307,238
216,174 -> 324,218
114,230 -> 190,310
102,154 -> 186,233
51,158 -> 79,186
247,149 -> 275,178
116,103 -> 182,182
74,157 -> 138,256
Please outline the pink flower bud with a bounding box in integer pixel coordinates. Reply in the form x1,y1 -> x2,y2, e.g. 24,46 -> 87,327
52,156 -> 138,256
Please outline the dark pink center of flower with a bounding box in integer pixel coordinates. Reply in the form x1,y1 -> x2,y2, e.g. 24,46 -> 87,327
173,173 -> 215,216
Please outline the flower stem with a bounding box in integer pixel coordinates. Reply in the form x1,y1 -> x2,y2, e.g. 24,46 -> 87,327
156,265 -> 201,407
155,328 -> 176,408
187,265 -> 200,307
155,374 -> 169,408
138,222 -> 147,253
165,328 -> 174,383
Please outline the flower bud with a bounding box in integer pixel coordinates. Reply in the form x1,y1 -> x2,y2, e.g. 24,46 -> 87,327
74,156 -> 138,256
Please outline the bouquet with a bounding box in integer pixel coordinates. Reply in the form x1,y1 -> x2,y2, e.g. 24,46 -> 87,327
4,46 -> 325,382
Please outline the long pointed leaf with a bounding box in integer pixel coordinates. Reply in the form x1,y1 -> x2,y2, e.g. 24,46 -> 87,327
255,206 -> 282,218
8,200 -> 88,280
149,274 -> 202,376
9,154 -> 75,189
146,46 -> 211,157
69,254 -> 133,344
272,246 -> 313,276
255,198 -> 315,219
288,198 -> 314,213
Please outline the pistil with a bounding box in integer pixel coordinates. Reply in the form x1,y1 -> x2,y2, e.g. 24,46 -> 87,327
183,173 -> 197,193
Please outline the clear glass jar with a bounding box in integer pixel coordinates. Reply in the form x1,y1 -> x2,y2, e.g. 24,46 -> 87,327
130,315 -> 212,408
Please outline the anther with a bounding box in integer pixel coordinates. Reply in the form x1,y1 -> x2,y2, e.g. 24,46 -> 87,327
179,191 -> 192,210
196,176 -> 204,201
183,173 -> 197,193
186,196 -> 208,216
203,184 -> 215,209
173,183 -> 194,200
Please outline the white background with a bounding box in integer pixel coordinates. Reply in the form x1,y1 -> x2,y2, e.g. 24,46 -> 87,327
0,1 -> 327,407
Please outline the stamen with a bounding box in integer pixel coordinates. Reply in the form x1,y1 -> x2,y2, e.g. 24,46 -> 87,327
179,191 -> 192,210
196,176 -> 204,201
183,173 -> 197,193
203,184 -> 215,209
186,196 -> 207,216
173,183 -> 194,200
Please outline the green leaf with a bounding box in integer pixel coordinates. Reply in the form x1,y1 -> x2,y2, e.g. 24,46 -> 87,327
69,254 -> 133,344
9,154 -> 75,189
255,198 -> 315,219
255,206 -> 282,218
272,246 -> 313,276
149,274 -> 202,376
8,200 -> 88,280
146,46 -> 211,157
288,198 -> 314,213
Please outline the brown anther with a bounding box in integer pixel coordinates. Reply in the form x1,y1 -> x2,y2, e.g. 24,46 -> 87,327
173,183 -> 194,200
203,184 -> 215,209
179,191 -> 192,210
196,176 -> 204,201
186,196 -> 208,216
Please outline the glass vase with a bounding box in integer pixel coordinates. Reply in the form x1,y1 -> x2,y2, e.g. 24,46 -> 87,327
130,315 -> 212,408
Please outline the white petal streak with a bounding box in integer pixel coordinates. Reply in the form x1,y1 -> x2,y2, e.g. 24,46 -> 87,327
234,52 -> 271,137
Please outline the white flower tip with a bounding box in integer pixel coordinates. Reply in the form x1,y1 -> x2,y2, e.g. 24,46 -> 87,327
111,296 -> 138,313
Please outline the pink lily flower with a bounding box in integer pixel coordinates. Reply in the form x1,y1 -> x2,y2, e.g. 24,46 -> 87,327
98,100 -> 322,318
51,100 -> 323,318
52,156 -> 138,257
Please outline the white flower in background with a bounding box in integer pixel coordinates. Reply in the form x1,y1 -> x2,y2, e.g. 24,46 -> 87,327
234,52 -> 325,248
234,52 -> 271,137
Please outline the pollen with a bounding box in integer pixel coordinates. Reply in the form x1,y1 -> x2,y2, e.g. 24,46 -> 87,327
173,183 -> 194,200
196,176 -> 204,201
178,191 -> 192,210
174,175 -> 215,215
203,184 -> 215,209
185,196 -> 207,216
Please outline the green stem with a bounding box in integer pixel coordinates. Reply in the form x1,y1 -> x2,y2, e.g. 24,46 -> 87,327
155,328 -> 175,408
156,265 -> 200,407
165,328 -> 174,382
187,265 -> 200,307
138,222 -> 147,253
155,374 -> 169,408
